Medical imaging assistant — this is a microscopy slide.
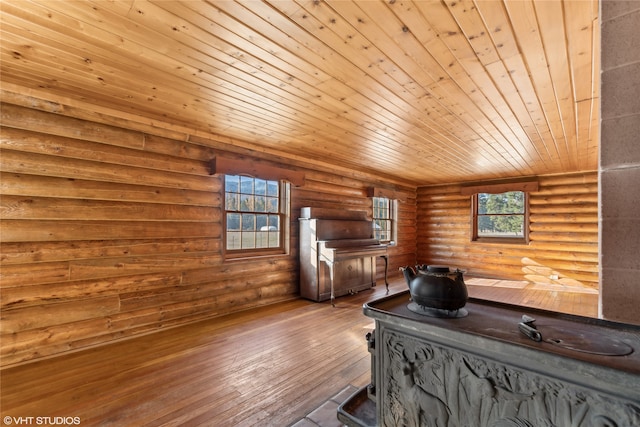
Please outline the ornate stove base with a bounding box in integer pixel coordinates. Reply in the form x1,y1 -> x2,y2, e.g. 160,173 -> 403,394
339,291 -> 640,427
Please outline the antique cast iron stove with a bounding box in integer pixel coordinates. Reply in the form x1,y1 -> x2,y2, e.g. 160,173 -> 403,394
338,291 -> 640,427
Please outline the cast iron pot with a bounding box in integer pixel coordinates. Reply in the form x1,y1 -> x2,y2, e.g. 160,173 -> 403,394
400,264 -> 468,310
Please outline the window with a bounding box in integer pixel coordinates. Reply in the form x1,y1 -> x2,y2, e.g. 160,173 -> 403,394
224,175 -> 289,256
373,196 -> 396,243
472,191 -> 528,243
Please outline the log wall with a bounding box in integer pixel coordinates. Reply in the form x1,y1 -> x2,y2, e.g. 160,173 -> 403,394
0,103 -> 416,367
417,172 -> 599,290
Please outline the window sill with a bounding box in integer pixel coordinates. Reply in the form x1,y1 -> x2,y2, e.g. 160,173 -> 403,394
472,237 -> 529,245
224,251 -> 289,262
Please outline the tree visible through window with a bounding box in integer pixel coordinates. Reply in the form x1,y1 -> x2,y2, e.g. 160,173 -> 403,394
473,191 -> 528,242
224,175 -> 286,253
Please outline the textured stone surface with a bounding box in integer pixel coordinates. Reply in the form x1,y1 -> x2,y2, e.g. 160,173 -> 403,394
601,9 -> 640,69
290,385 -> 357,427
601,268 -> 640,324
600,116 -> 640,167
599,0 -> 640,325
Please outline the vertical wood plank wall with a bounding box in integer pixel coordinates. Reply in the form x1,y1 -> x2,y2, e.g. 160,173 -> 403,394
0,103 -> 416,367
416,172 -> 599,289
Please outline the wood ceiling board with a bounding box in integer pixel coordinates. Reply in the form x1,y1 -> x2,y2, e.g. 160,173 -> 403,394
563,0 -> 599,171
0,4 -> 244,129
19,5 -> 416,166
0,0 -> 599,185
272,1 -> 480,176
245,1 -> 436,160
316,2 -> 487,167
73,1 -> 336,126
407,1 -> 534,173
151,1 -> 331,85
503,0 -> 573,171
299,0 -> 509,174
445,0 -> 502,66
533,0 -> 579,170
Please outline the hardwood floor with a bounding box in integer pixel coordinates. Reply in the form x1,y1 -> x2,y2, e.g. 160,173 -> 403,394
465,276 -> 599,318
0,277 -> 598,427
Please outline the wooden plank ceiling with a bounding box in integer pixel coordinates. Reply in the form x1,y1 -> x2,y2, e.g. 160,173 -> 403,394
0,0 -> 599,185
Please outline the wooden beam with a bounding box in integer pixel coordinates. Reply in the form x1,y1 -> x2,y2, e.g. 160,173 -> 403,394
460,178 -> 539,195
367,186 -> 408,203
207,155 -> 305,186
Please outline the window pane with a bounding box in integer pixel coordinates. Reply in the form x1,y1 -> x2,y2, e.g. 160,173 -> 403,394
267,181 -> 279,197
240,176 -> 254,193
256,227 -> 269,248
225,175 -> 239,192
266,197 -> 278,213
227,213 -> 241,231
241,231 -> 255,249
478,215 -> 524,237
226,231 -> 242,250
240,194 -> 254,211
266,216 -> 280,248
481,192 -> 524,214
255,179 -> 266,196
373,197 -> 389,218
241,213 -> 256,231
254,195 -> 266,212
268,215 -> 279,230
374,219 -> 391,240
225,193 -> 239,211
256,214 -> 268,230
478,193 -> 489,214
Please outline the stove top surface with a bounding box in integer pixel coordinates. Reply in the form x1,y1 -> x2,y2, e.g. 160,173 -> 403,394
365,291 -> 640,374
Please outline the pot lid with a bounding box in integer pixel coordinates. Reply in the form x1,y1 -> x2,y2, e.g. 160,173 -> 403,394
426,265 -> 450,273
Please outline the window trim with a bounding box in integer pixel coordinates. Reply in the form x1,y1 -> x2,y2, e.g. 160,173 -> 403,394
222,175 -> 290,260
471,191 -> 530,244
460,178 -> 539,196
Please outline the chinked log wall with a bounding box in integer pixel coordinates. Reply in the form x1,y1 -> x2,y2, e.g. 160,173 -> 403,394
417,172 -> 599,290
0,102 -> 416,367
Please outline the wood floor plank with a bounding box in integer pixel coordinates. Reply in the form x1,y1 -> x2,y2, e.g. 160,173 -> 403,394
0,276 -> 598,426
